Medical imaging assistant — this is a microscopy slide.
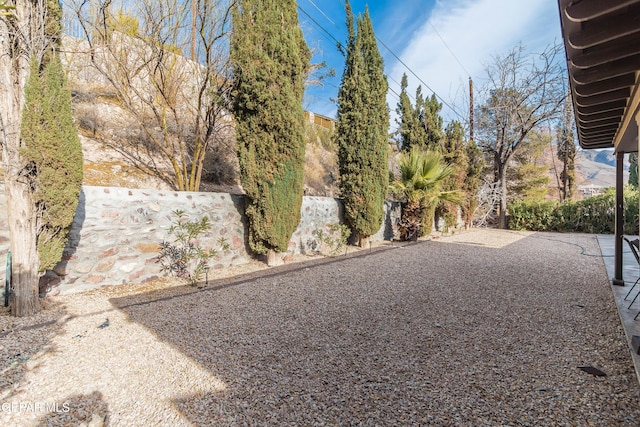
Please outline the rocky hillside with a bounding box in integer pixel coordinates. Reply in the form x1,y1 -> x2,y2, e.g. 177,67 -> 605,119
62,36 -> 622,198
72,88 -> 340,196
576,149 -> 629,189
62,33 -> 339,197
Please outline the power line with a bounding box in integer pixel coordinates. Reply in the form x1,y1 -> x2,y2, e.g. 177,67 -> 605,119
308,0 -> 335,26
375,36 -> 466,122
299,4 -> 403,106
302,0 -> 467,123
429,22 -> 471,78
297,5 -> 343,52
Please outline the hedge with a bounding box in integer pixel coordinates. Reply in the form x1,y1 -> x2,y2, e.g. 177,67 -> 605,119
508,188 -> 639,235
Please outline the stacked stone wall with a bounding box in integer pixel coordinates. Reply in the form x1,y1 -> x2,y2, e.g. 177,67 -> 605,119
0,185 -> 399,296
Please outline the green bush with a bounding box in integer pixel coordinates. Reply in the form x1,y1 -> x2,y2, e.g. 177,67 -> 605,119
508,187 -> 639,235
309,223 -> 351,255
156,210 -> 229,285
624,187 -> 639,235
508,199 -> 556,231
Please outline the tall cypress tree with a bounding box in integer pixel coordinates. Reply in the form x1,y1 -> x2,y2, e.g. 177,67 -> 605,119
19,0 -> 83,274
21,55 -> 84,272
395,74 -> 427,151
335,2 -> 389,247
436,120 -> 468,230
462,139 -> 484,228
395,74 -> 415,150
421,93 -> 444,149
231,0 -> 310,261
557,93 -> 576,200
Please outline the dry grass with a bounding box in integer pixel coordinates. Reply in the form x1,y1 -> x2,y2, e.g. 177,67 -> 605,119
304,143 -> 338,197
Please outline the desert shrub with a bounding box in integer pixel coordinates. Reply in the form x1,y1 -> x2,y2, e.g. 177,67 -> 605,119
305,121 -> 334,150
156,210 -> 229,285
308,223 -> 351,255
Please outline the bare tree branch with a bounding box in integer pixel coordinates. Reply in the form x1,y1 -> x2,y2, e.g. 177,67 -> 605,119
476,43 -> 565,228
65,0 -> 235,191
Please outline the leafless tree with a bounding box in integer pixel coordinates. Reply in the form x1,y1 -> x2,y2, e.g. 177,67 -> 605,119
476,43 -> 565,228
474,179 -> 501,228
66,0 -> 235,191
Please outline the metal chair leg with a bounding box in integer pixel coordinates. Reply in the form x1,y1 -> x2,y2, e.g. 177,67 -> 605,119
625,277 -> 640,300
629,289 -> 640,309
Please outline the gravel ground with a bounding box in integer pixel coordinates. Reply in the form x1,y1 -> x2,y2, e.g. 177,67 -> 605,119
1,229 -> 639,426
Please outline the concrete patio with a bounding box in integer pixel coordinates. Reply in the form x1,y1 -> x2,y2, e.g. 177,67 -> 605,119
597,234 -> 640,383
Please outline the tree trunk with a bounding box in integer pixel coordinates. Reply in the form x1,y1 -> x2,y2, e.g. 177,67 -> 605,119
496,160 -> 508,229
358,235 -> 370,248
4,179 -> 40,316
266,249 -> 283,267
0,0 -> 44,316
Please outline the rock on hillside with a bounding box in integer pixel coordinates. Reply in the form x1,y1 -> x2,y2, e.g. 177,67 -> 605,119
62,35 -> 338,196
576,149 -> 629,189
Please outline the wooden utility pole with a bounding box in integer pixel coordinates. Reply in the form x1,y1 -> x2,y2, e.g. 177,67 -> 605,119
191,0 -> 197,60
469,77 -> 474,142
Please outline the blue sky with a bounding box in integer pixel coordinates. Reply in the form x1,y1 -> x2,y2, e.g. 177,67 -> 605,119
299,0 -> 562,128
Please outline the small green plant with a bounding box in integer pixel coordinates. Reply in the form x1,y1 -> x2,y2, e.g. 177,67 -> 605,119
156,210 -> 229,285
310,223 -> 351,255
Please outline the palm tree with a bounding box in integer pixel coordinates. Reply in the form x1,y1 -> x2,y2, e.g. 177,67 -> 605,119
390,147 -> 461,240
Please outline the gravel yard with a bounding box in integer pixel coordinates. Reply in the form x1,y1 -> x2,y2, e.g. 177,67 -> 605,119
1,229 -> 639,426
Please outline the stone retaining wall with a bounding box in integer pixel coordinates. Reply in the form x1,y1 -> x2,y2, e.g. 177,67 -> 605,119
0,185 -> 400,296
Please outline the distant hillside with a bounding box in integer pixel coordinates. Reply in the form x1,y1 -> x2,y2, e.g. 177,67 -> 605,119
575,149 -> 629,189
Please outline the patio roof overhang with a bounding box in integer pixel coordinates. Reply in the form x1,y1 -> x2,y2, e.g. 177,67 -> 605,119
558,0 -> 640,153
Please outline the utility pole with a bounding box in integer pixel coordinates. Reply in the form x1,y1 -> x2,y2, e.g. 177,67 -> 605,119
469,77 -> 474,142
191,0 -> 197,60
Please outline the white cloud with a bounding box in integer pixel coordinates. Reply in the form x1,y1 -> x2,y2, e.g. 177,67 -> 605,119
386,0 -> 560,125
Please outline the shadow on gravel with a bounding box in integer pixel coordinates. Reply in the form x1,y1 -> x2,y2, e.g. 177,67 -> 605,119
109,233 -> 640,425
35,391 -> 110,427
0,299 -> 67,407
113,242 -> 402,309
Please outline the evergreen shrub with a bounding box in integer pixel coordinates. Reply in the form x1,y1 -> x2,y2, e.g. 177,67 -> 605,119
231,0 -> 311,254
20,56 -> 83,272
508,187 -> 639,235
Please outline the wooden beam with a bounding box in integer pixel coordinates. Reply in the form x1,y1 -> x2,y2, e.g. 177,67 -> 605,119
579,129 -> 618,139
570,32 -> 640,69
573,74 -> 636,97
576,99 -> 628,115
567,11 -> 640,49
565,0 -> 640,23
579,118 -> 621,129
578,108 -> 626,122
579,128 -> 618,138
572,56 -> 640,85
575,87 -> 630,107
